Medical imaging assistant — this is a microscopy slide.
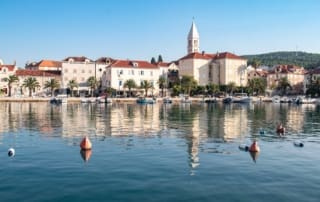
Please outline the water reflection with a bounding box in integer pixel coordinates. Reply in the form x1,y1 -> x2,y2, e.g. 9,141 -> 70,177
1,102 -> 320,169
80,149 -> 92,162
249,151 -> 259,163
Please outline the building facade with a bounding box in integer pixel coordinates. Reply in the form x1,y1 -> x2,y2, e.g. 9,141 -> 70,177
0,60 -> 17,96
105,59 -> 160,96
178,21 -> 248,87
267,64 -> 307,94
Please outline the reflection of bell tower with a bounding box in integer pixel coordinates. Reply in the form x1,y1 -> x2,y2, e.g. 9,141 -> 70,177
187,21 -> 200,54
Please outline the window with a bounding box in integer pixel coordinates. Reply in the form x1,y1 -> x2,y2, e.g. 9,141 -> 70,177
150,71 -> 153,76
119,80 -> 122,86
140,70 -> 144,75
82,69 -> 85,73
132,70 -> 134,75
64,69 -> 68,73
88,70 -> 92,74
81,77 -> 85,81
73,69 -> 77,73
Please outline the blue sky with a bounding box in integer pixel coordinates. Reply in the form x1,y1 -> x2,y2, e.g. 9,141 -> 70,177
1,0 -> 320,67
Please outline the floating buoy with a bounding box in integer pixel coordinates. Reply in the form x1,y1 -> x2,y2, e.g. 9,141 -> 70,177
239,144 -> 249,151
249,140 -> 260,152
80,136 -> 92,150
8,148 -> 15,157
294,141 -> 304,147
276,124 -> 285,134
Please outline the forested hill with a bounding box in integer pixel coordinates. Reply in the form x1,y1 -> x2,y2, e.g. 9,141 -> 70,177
242,51 -> 320,69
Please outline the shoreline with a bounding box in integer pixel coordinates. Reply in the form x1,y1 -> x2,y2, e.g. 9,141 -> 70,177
0,96 -> 272,103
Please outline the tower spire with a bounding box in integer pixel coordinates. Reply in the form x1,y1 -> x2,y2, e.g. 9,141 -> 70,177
187,20 -> 200,54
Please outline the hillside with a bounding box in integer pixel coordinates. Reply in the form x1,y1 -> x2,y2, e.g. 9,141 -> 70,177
242,51 -> 320,69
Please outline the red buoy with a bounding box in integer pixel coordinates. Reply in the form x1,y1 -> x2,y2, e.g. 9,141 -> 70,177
249,140 -> 260,152
80,136 -> 92,150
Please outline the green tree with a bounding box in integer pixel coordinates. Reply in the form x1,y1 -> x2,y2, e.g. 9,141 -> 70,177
181,75 -> 197,95
87,76 -> 98,97
226,82 -> 237,95
247,78 -> 267,95
3,75 -> 19,97
157,76 -> 166,97
45,79 -> 60,97
150,57 -> 156,64
68,79 -> 78,97
249,58 -> 261,69
206,83 -> 220,96
140,80 -> 153,97
124,79 -> 137,97
157,55 -> 163,63
277,77 -> 291,95
22,77 -> 40,97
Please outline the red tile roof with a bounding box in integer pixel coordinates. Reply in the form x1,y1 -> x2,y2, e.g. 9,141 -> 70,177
15,70 -> 61,77
39,60 -> 62,67
156,62 -> 170,67
0,65 -> 15,71
179,51 -> 246,61
96,57 -> 115,64
62,56 -> 92,62
269,64 -> 307,74
110,60 -> 158,69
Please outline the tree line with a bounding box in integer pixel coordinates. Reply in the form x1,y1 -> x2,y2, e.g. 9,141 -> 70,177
244,51 -> 320,69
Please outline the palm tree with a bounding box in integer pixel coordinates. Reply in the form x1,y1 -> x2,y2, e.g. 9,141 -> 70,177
157,76 -> 166,97
247,78 -> 267,95
277,77 -> 291,95
45,79 -> 60,97
226,82 -> 237,95
206,83 -> 220,96
124,79 -> 137,97
181,75 -> 197,95
68,79 -> 78,97
140,80 -> 153,97
3,75 -> 19,97
87,76 -> 98,97
22,77 -> 40,97
250,58 -> 261,70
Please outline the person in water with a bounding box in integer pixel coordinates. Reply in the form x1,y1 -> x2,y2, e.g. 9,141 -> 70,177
277,123 -> 285,134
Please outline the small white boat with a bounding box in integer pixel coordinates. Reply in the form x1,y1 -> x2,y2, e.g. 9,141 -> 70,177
280,96 -> 292,103
180,95 -> 192,103
232,93 -> 251,103
96,96 -> 112,104
272,96 -> 280,103
163,97 -> 172,104
295,96 -> 316,104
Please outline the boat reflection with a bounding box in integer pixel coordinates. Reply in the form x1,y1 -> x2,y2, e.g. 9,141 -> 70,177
80,149 -> 92,162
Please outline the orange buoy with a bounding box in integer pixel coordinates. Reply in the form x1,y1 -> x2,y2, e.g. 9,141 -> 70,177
249,140 -> 260,152
80,136 -> 92,150
276,124 -> 285,134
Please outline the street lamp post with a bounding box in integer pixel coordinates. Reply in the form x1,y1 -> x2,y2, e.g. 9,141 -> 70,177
179,75 -> 182,94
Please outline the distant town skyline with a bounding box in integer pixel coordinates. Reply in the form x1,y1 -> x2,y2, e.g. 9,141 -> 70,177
1,0 -> 320,67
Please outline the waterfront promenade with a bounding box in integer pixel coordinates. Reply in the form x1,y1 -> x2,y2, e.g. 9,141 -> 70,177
0,96 -> 208,103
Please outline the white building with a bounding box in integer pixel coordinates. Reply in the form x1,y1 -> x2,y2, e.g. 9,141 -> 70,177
0,60 -> 17,96
62,56 -> 97,96
178,21 -> 248,87
105,59 -> 160,96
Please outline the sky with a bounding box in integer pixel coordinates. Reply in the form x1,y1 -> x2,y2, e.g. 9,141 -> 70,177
1,0 -> 320,67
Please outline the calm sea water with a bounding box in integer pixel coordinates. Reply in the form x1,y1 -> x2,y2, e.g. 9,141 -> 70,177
0,102 -> 319,202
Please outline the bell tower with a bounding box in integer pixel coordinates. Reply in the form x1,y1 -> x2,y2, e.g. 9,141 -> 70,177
187,21 -> 200,54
